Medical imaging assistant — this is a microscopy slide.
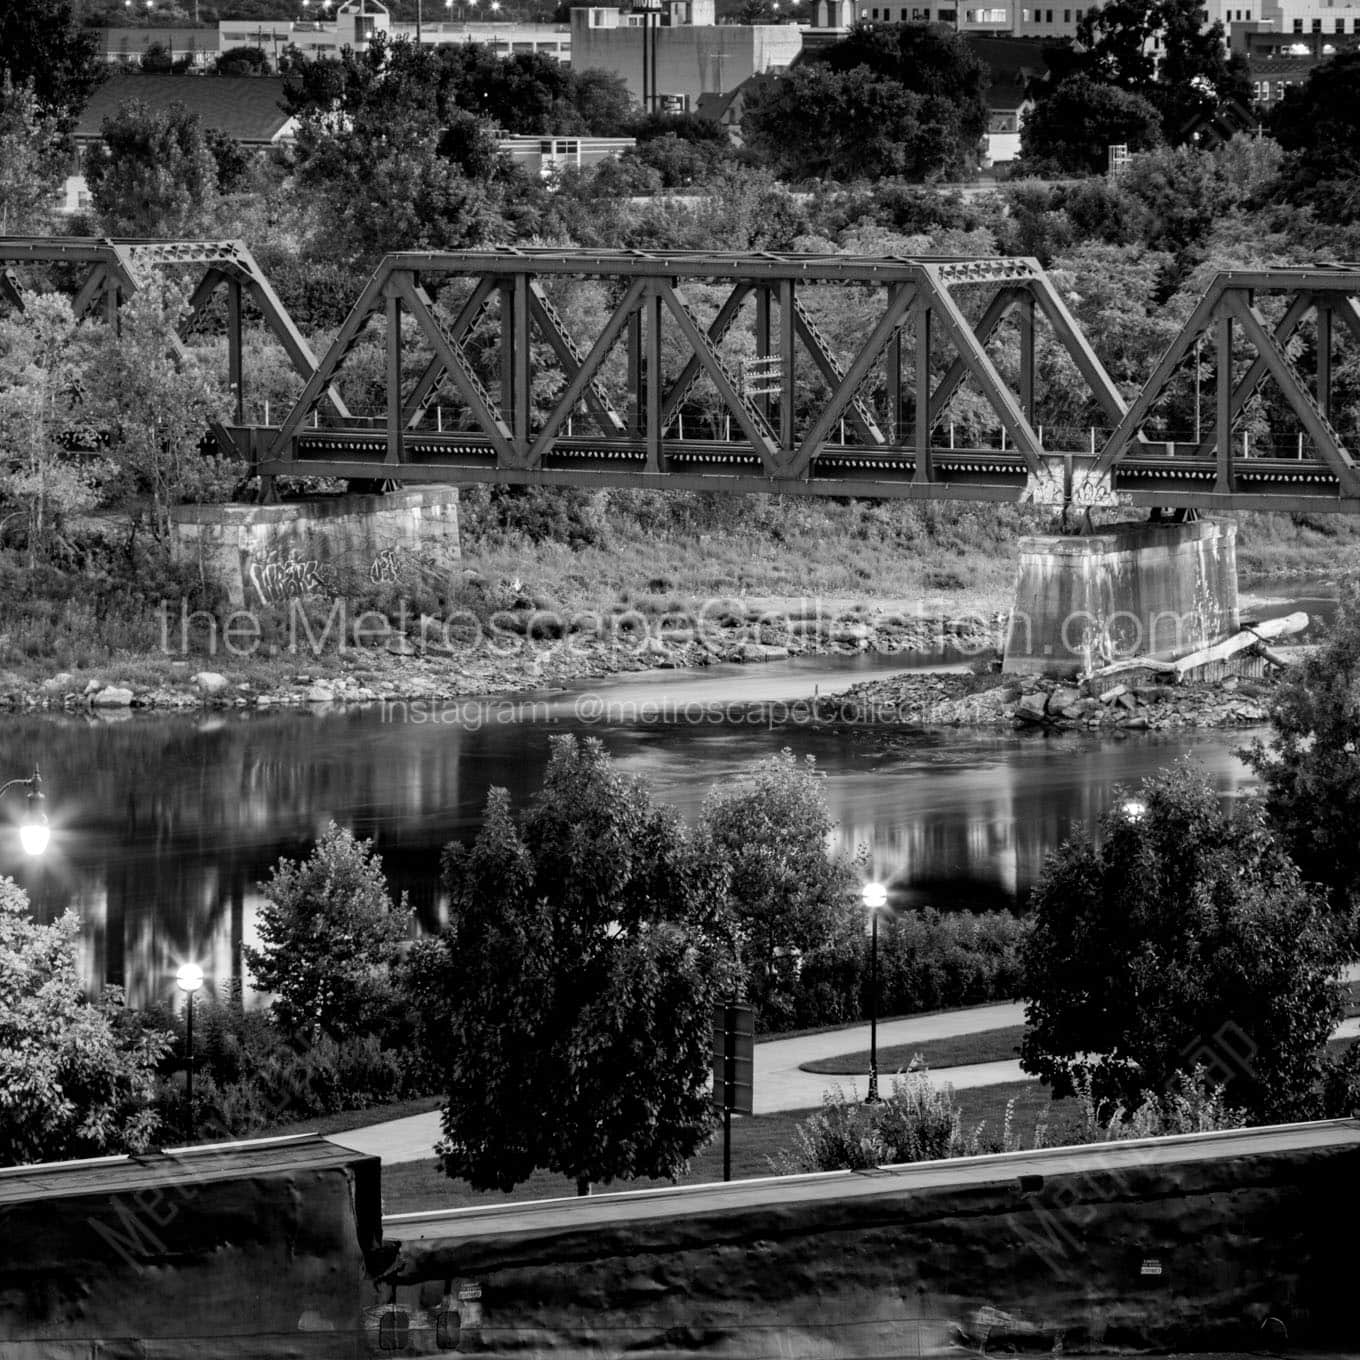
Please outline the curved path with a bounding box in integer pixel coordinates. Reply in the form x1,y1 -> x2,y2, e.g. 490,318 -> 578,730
330,996 -> 1360,1166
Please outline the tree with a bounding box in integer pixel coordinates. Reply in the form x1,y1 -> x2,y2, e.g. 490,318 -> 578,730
0,877 -> 169,1166
0,0 -> 102,123
0,295 -> 111,566
1020,763 -> 1346,1122
743,64 -> 970,183
698,749 -> 859,1024
1020,74 -> 1162,173
1271,51 -> 1360,223
85,98 -> 220,236
215,45 -> 272,75
434,735 -> 736,1195
245,822 -> 412,1042
0,78 -> 66,234
813,22 -> 990,148
83,284 -> 232,540
1245,584 -> 1360,934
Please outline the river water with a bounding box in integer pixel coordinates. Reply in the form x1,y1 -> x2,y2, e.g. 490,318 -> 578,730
0,638 -> 1294,1008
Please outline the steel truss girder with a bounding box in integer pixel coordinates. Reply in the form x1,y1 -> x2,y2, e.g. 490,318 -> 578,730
261,250 -> 1134,498
1095,269 -> 1360,498
0,235 -> 341,432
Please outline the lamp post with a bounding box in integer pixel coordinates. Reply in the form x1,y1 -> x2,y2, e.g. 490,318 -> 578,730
176,963 -> 204,1144
0,767 -> 49,856
862,881 -> 888,1103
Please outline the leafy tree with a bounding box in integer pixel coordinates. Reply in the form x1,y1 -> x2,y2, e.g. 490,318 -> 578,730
85,98 -> 220,236
1271,51 -> 1360,223
1245,584 -> 1360,933
0,0 -> 102,122
0,877 -> 169,1167
215,44 -> 272,75
1156,0 -> 1251,133
1020,74 -> 1162,173
0,296 -> 111,567
245,822 -> 412,1042
434,735 -> 736,1195
813,22 -> 989,147
0,78 -> 66,235
743,64 -> 970,183
83,284 -> 232,540
1021,763 -> 1347,1122
698,749 -> 859,1025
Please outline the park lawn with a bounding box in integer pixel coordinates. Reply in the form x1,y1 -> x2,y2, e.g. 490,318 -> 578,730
800,1025 -> 1025,1076
377,1107 -> 821,1215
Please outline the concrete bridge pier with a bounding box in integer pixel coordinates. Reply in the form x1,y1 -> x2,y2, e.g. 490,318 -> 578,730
1002,519 -> 1239,678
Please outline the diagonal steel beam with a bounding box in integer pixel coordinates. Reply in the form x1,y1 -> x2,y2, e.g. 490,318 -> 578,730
401,274 -> 498,429
529,277 -> 649,462
659,282 -> 751,430
926,287 -> 1018,427
267,264 -> 389,459
1092,281 -> 1226,476
924,270 -> 1043,472
0,269 -> 25,310
1227,291 -> 1360,496
1191,291 -> 1314,459
659,281 -> 780,470
529,280 -> 626,437
1334,295 -> 1360,348
792,297 -> 885,445
70,263 -> 113,321
1028,273 -> 1130,425
788,283 -> 915,478
397,276 -> 517,465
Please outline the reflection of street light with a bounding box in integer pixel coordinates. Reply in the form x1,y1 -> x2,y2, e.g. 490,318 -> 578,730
176,963 -> 204,1144
0,767 -> 48,855
863,882 -> 888,1103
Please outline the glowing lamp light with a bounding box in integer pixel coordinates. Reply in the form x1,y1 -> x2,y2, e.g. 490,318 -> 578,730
1120,799 -> 1148,821
862,881 -> 888,911
176,962 -> 205,994
1,767 -> 49,856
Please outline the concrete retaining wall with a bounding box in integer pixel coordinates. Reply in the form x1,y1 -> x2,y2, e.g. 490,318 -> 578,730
171,490 -> 460,608
1004,518 -> 1238,677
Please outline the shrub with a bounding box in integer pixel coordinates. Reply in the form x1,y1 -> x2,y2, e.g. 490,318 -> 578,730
772,1072 -> 983,1173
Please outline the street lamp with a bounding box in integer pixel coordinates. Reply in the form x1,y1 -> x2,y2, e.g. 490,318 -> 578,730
1120,798 -> 1147,820
862,881 -> 888,1103
176,962 -> 204,1144
0,767 -> 48,855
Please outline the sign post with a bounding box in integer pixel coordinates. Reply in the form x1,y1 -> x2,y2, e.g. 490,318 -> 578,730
712,1002 -> 754,1182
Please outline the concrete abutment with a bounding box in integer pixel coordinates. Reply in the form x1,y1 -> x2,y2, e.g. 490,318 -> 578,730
1003,519 -> 1239,678
170,489 -> 461,609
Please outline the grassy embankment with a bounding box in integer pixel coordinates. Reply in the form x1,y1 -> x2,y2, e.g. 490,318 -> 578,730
0,498 -> 1354,691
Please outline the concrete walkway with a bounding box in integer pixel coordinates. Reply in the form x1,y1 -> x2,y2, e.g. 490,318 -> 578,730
331,985 -> 1360,1165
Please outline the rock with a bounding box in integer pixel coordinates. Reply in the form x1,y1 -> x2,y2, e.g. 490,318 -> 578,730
83,679 -> 101,697
1016,693 -> 1049,724
93,686 -> 134,708
1049,686 -> 1081,712
1098,685 -> 1127,705
41,672 -> 73,694
191,671 -> 230,696
386,637 -> 417,656
1116,691 -> 1140,711
304,683 -> 335,703
1118,714 -> 1150,730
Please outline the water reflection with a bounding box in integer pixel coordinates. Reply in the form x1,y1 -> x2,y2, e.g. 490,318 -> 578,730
0,696 -> 1265,1008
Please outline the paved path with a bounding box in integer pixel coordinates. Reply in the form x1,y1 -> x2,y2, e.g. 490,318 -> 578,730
331,983 -> 1360,1166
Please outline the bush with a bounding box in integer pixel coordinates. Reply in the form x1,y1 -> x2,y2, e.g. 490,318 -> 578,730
772,1072 -> 983,1173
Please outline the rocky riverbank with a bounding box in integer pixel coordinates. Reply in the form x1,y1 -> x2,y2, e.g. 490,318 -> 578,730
0,604 -> 1008,713
819,669 -> 1281,730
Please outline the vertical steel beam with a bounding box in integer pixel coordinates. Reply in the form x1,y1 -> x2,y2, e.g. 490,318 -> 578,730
779,279 -> 795,455
628,307 -> 642,434
914,296 -> 932,482
227,278 -> 244,425
512,272 -> 531,459
1017,292 -> 1035,422
755,286 -> 772,422
886,324 -> 901,445
386,289 -> 403,467
1317,300 -> 1333,421
1215,310 -> 1233,494
499,280 -> 515,430
646,282 -> 662,471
